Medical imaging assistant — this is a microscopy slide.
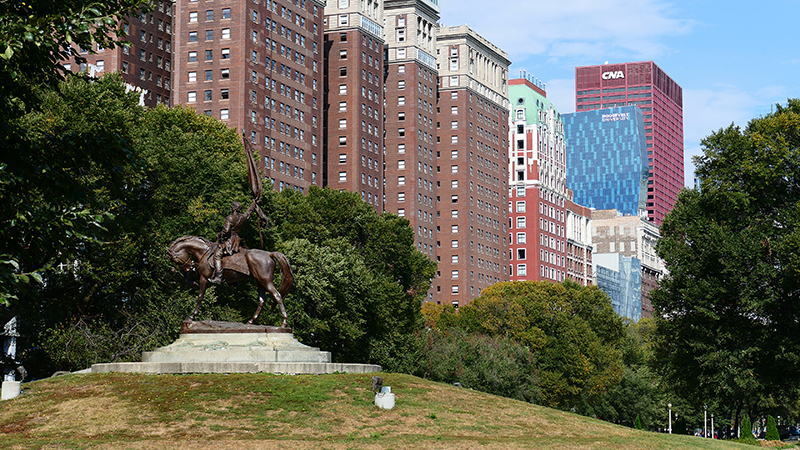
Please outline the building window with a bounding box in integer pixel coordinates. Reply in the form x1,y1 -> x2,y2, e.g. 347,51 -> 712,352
339,136 -> 346,145
339,49 -> 347,59
339,84 -> 347,95
206,29 -> 213,41
451,255 -> 459,264
397,48 -> 406,58
188,91 -> 197,102
206,10 -> 214,21
221,48 -> 230,59
516,233 -> 526,244
339,171 -> 347,182
451,180 -> 458,189
398,192 -> 405,202
205,49 -> 213,60
451,165 -> 458,174
451,135 -> 458,144
188,51 -> 197,62
451,106 -> 458,114
451,240 -> 458,248
398,96 -> 405,106
398,176 -> 405,186
398,64 -> 405,74
516,201 -> 526,212
517,217 -> 526,228
220,109 -> 229,119
221,68 -> 229,78
339,119 -> 346,129
189,11 -> 198,22
221,89 -> 229,99
222,8 -> 230,19
398,128 -> 405,137
222,28 -> 230,39
517,264 -> 527,276
339,101 -> 346,112
398,160 -> 405,170
204,90 -> 212,101
189,31 -> 197,42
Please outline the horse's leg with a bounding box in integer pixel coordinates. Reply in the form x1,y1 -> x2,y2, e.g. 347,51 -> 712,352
264,280 -> 288,328
247,285 -> 267,324
187,276 -> 208,321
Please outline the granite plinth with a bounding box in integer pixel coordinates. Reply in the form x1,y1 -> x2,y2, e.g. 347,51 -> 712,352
89,320 -> 381,375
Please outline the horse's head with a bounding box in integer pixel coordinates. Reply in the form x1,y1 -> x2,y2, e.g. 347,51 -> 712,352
167,235 -> 211,273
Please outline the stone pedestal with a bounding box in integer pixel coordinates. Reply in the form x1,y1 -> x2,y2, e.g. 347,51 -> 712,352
90,321 -> 380,375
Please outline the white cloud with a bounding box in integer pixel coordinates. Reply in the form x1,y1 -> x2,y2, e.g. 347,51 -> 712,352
439,0 -> 694,65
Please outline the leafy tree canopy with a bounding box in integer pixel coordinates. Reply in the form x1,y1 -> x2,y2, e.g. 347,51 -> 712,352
652,99 -> 800,417
433,280 -> 625,410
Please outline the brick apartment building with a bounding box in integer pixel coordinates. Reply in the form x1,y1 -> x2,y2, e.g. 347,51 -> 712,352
432,25 -> 510,306
64,1 -> 174,108
382,0 -> 441,268
508,76 -> 592,286
323,0 -> 385,211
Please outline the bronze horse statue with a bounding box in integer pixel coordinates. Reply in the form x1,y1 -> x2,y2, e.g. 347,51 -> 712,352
167,235 -> 293,327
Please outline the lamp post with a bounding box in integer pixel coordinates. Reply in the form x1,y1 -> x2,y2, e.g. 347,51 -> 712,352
668,402 -> 673,434
711,413 -> 714,439
704,404 -> 708,438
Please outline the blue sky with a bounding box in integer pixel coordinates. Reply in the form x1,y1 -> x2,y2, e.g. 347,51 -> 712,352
439,0 -> 800,186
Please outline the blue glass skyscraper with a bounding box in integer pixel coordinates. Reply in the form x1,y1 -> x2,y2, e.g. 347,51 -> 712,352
563,106 -> 648,216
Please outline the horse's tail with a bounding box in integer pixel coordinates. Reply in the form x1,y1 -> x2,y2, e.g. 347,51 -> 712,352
270,252 -> 294,297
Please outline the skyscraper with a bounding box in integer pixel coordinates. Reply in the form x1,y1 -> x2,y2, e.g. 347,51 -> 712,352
64,2 -> 175,108
173,0 -> 326,193
575,61 -> 683,224
562,105 -> 649,217
508,76 -> 574,284
323,0 -> 385,211
433,25 -> 510,306
383,0 -> 441,263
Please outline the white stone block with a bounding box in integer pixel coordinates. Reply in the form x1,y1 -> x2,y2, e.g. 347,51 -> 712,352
1,381 -> 21,400
375,391 -> 395,410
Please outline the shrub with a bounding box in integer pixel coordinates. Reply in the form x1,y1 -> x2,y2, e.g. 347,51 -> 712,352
765,415 -> 780,441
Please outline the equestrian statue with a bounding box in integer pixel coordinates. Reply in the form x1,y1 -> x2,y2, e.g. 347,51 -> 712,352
167,136 -> 293,328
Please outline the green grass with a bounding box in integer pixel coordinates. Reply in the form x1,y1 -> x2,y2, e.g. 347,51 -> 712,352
0,372 -> 781,449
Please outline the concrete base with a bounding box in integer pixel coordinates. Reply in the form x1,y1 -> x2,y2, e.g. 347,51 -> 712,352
91,361 -> 380,375
89,320 -> 381,375
2,381 -> 21,400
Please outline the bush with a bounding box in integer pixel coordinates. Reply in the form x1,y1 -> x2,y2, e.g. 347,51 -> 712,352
634,414 -> 642,430
412,328 -> 539,403
738,416 -> 758,445
765,415 -> 780,441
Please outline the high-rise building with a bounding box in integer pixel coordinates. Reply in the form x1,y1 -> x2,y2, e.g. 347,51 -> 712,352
323,0 -> 385,211
383,0 -> 441,264
589,208 -> 664,318
594,252 -> 642,321
575,61 -> 683,224
432,25 -> 510,306
508,76 -> 573,284
64,2 -> 175,108
562,106 -> 649,217
173,0 -> 326,193
565,193 -> 593,286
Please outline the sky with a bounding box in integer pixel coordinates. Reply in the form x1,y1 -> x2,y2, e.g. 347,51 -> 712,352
438,0 -> 800,186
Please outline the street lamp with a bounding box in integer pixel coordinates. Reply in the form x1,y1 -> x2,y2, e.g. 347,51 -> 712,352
668,402 -> 673,434
704,404 -> 708,438
711,413 -> 715,439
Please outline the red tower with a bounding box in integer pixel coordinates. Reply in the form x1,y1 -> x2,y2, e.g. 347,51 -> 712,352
575,61 -> 683,224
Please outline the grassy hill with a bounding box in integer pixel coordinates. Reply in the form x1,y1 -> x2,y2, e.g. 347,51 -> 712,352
0,372 -> 762,449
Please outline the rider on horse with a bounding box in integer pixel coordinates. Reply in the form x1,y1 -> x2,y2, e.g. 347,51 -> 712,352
209,200 -> 257,284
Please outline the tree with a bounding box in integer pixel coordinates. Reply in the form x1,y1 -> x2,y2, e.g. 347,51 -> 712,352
634,414 -> 642,430
11,76 -> 251,376
450,280 -> 625,410
765,415 -> 780,441
267,187 -> 437,370
652,99 -> 800,417
0,0 -> 152,307
739,416 -> 757,445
